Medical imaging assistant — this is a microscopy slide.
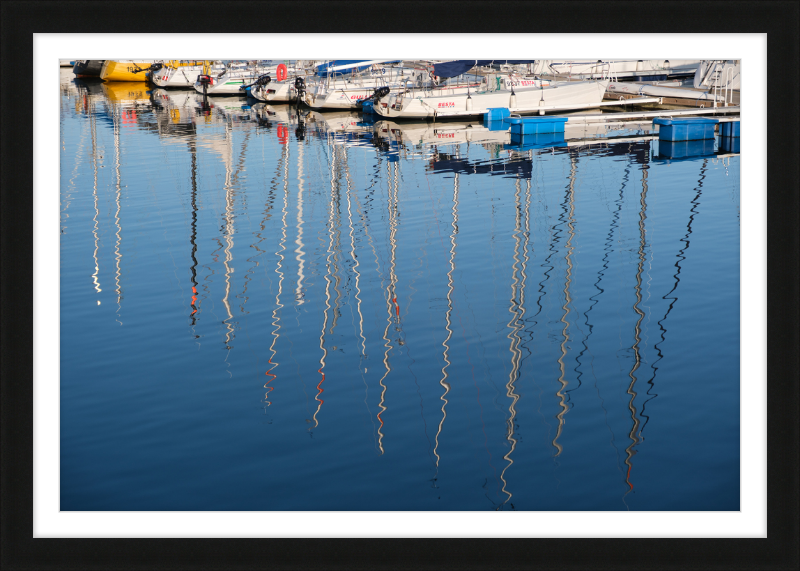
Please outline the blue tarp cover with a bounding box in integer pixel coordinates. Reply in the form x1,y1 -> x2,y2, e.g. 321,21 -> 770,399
315,60 -> 401,77
432,60 -> 536,79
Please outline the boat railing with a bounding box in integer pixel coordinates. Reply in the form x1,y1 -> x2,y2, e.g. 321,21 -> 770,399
723,65 -> 735,105
606,62 -> 619,82
590,61 -> 618,82
712,63 -> 735,108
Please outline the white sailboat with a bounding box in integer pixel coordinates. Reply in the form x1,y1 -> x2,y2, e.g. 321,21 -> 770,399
302,61 -> 427,110
152,61 -> 223,88
301,60 -> 509,110
534,59 -> 702,80
374,78 -> 610,119
247,61 -> 320,103
249,79 -> 298,103
194,62 -> 269,95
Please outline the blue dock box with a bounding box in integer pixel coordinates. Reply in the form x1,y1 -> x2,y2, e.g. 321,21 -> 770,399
653,117 -> 718,141
720,121 -> 740,138
657,139 -> 716,160
485,107 -> 511,121
506,132 -> 567,151
506,116 -> 569,136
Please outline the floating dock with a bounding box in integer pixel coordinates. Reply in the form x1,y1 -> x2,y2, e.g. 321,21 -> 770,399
558,106 -> 740,123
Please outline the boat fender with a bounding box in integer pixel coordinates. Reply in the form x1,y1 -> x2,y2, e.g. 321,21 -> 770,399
466,91 -> 473,111
509,87 -> 516,109
276,63 -> 288,82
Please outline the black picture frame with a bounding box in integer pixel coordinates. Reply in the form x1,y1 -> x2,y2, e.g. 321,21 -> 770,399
2,1 -> 797,569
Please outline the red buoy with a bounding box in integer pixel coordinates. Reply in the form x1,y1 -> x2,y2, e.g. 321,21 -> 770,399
276,63 -> 287,82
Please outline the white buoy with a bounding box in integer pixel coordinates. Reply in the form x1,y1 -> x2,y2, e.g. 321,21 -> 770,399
539,99 -> 545,115
466,94 -> 473,111
509,89 -> 516,109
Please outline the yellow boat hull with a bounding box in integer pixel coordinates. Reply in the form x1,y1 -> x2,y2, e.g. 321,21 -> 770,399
101,60 -> 156,82
101,60 -> 203,82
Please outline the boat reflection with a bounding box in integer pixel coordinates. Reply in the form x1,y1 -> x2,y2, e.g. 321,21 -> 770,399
376,159 -> 402,453
622,159 -> 650,502
552,154 -> 578,457
499,173 -> 530,509
111,102 -> 124,324
188,140 -> 200,328
265,142 -> 291,407
374,119 -> 510,148
89,107 -> 102,299
640,159 -> 710,439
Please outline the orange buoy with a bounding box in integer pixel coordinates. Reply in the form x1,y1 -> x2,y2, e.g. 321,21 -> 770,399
276,63 -> 287,82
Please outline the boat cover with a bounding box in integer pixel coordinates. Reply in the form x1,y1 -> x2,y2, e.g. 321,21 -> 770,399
432,60 -> 537,79
315,60 -> 401,77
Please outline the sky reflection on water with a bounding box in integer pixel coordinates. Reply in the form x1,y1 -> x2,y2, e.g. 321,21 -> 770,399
59,71 -> 740,511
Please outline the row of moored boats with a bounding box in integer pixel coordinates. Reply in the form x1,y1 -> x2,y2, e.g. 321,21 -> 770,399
68,59 -> 741,120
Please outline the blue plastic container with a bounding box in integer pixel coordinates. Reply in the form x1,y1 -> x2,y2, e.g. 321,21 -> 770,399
506,132 -> 566,151
361,100 -> 374,114
653,117 -> 718,141
485,107 -> 511,121
506,116 -> 568,136
720,121 -> 740,138
657,138 -> 716,160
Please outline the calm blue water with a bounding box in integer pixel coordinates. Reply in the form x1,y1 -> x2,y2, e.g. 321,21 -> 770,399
59,71 -> 740,511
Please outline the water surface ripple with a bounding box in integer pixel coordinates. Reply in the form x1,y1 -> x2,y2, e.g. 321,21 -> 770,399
60,72 -> 740,511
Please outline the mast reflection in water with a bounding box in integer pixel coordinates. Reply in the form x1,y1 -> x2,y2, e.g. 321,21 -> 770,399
59,72 -> 740,512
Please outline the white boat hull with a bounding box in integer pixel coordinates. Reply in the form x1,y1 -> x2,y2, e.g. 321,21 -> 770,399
535,59 -> 702,79
152,65 -> 216,88
374,80 -> 610,119
303,67 -> 431,109
306,81 -> 486,110
250,81 -> 296,102
194,67 -> 266,95
607,81 -> 725,102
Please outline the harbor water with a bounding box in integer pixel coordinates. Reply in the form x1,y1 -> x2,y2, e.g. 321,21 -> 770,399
59,70 -> 740,511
